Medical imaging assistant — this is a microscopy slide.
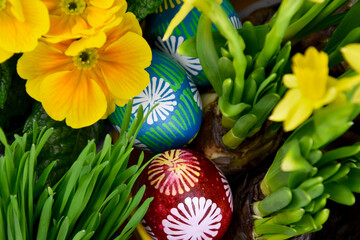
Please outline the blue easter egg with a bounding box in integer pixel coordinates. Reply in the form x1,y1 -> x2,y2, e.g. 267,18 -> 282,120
145,0 -> 241,86
109,50 -> 203,153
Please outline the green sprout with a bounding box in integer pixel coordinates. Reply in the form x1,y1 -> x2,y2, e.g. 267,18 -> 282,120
0,99 -> 154,240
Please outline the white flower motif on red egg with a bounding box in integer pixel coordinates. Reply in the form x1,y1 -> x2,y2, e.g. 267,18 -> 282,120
132,76 -> 177,125
148,149 -> 200,196
218,170 -> 233,211
162,197 -> 223,239
155,36 -> 203,76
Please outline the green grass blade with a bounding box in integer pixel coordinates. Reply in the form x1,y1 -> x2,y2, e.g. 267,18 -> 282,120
36,194 -> 54,240
56,217 -> 70,240
116,197 -> 153,240
34,161 -> 56,200
72,230 -> 86,240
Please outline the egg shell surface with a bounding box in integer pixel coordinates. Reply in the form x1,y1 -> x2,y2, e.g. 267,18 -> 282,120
145,0 -> 241,86
139,149 -> 233,240
109,50 -> 202,153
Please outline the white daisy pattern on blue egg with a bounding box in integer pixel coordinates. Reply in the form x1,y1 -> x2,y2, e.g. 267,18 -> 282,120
109,50 -> 202,153
132,76 -> 177,125
155,35 -> 203,77
188,78 -> 202,110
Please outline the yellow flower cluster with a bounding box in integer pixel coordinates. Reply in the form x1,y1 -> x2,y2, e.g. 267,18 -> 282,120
1,0 -> 152,128
270,45 -> 360,131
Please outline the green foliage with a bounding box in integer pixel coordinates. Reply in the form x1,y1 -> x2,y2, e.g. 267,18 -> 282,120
23,102 -> 106,185
0,100 -> 153,240
127,0 -> 163,20
179,0 -> 355,150
0,60 -> 12,109
254,102 -> 360,240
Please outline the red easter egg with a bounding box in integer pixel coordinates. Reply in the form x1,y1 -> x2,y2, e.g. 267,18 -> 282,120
139,149 -> 233,240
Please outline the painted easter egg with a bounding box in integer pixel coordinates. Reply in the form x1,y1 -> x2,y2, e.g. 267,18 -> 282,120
139,149 -> 233,240
145,0 -> 241,86
108,50 -> 202,153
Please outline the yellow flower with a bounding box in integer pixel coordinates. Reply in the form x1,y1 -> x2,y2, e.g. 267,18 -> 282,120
17,12 -> 152,128
0,0 -> 49,63
341,43 -> 360,103
269,47 -> 349,131
43,0 -> 125,42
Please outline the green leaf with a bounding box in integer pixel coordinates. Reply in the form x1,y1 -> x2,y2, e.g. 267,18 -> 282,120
23,103 -> 106,185
292,214 -> 317,234
253,187 -> 293,217
0,57 -> 17,109
36,194 -> 54,240
316,142 -> 360,167
127,0 -> 163,20
272,208 -> 305,225
324,1 -> 360,53
255,223 -> 297,235
284,189 -> 311,210
116,197 -> 154,240
72,230 -> 86,240
196,14 -> 223,96
313,208 -> 330,227
324,182 -> 355,206
281,140 -> 313,172
56,217 -> 70,240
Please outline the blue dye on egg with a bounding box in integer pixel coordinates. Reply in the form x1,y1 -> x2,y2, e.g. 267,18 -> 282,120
145,0 -> 241,86
109,50 -> 203,153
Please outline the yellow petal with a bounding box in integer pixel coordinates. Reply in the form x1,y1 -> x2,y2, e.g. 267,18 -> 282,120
65,31 -> 107,56
0,0 -> 49,52
336,75 -> 360,91
341,43 -> 360,73
40,71 -> 107,128
283,74 -> 298,88
319,86 -> 337,106
104,12 -> 141,49
284,100 -> 313,131
9,0 -> 25,22
41,0 -> 58,10
17,41 -> 73,80
99,32 -> 151,100
86,6 -> 112,28
269,89 -> 302,121
293,47 -> 328,100
0,47 -> 13,63
90,0 -> 114,9
25,77 -> 44,101
351,86 -> 360,104
163,1 -> 194,41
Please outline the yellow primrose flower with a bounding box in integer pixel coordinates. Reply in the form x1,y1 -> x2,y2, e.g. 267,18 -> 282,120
269,47 -> 342,131
43,0 -> 125,42
0,0 -> 49,63
17,12 -> 152,129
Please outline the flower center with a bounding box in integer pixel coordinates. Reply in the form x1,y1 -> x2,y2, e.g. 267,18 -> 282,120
61,0 -> 86,15
0,0 -> 6,11
73,48 -> 98,69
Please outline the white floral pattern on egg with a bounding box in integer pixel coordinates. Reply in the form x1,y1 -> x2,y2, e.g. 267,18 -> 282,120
139,149 -> 233,240
109,50 -> 202,153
